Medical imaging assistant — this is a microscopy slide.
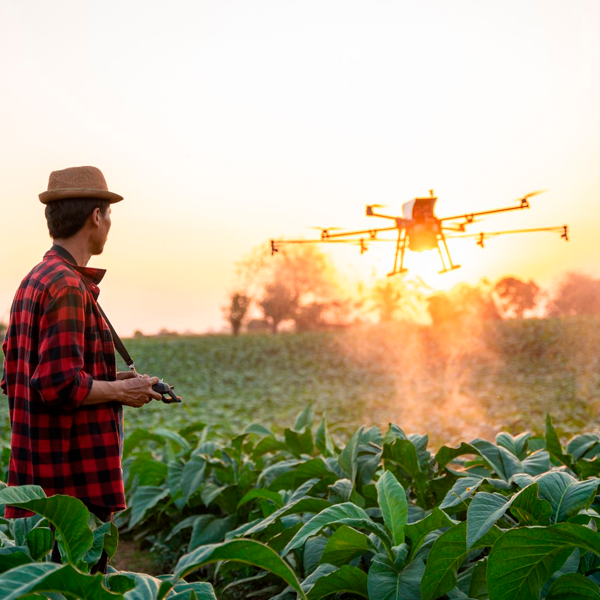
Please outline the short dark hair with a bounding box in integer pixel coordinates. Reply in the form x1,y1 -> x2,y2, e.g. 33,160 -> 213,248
45,198 -> 110,239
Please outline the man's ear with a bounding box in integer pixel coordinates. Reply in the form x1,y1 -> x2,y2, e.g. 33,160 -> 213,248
90,207 -> 102,227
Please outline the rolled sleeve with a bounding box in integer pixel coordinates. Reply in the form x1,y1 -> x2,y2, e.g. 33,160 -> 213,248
31,286 -> 93,410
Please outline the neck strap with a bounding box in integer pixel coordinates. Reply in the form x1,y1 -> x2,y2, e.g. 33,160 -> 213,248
96,303 -> 136,372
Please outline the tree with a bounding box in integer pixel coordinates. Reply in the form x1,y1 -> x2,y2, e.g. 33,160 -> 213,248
237,243 -> 348,333
259,281 -> 299,334
224,292 -> 251,336
371,279 -> 403,322
493,276 -> 539,318
427,283 -> 499,327
370,277 -> 428,323
548,272 -> 600,317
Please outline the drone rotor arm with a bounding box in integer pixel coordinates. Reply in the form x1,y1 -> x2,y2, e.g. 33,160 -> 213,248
322,225 -> 400,239
444,225 -> 569,243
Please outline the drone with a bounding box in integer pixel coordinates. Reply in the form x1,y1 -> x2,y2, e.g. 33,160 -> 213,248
270,190 -> 568,276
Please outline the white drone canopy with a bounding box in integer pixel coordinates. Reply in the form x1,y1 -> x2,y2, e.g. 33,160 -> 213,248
402,199 -> 415,220
402,197 -> 437,221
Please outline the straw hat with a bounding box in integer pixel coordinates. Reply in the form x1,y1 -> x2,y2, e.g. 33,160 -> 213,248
39,166 -> 123,204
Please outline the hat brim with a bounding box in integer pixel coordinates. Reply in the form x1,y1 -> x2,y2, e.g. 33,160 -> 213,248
39,188 -> 124,204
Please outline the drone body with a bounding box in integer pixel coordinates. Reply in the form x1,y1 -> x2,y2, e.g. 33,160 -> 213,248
271,190 -> 568,276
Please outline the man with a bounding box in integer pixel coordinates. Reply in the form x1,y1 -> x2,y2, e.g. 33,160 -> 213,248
1,166 -> 162,569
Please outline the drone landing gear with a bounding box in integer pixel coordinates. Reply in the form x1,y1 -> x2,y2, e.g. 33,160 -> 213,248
387,268 -> 408,277
387,230 -> 408,277
437,233 -> 461,274
439,265 -> 461,275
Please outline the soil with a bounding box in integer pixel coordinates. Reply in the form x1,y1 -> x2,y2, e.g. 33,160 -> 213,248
110,538 -> 159,575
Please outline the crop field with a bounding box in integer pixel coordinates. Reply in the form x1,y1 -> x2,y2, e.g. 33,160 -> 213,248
3,316 -> 600,445
2,316 -> 600,599
116,316 -> 600,443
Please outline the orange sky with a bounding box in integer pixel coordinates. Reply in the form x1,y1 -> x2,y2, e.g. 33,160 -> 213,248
1,0 -> 599,334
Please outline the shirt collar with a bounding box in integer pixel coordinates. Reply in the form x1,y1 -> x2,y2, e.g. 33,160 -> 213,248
45,245 -> 107,286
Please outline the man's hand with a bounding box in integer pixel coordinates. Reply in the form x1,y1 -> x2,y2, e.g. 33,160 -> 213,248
119,375 -> 162,408
84,374 -> 163,407
116,371 -> 137,381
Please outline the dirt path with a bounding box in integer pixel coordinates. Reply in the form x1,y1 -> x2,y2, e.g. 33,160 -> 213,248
111,539 -> 159,575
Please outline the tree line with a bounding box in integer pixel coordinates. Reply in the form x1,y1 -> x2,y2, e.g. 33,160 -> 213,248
224,245 -> 600,334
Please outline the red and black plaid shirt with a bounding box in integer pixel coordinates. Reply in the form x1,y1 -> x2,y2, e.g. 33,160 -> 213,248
1,245 -> 125,518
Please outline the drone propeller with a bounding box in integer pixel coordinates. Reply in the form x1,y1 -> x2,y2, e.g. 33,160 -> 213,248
521,190 -> 548,200
444,218 -> 483,232
307,226 -> 345,240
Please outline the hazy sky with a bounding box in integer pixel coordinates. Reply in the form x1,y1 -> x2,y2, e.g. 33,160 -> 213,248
1,0 -> 599,334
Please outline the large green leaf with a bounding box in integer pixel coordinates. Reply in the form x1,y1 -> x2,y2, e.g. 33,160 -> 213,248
545,414 -> 573,469
167,460 -> 185,507
546,572 -> 600,600
439,477 -> 482,511
469,439 -> 523,480
257,459 -> 303,487
251,436 -> 288,458
116,571 -> 173,600
174,539 -> 307,600
11,513 -> 44,546
358,444 -> 383,487
128,486 -> 170,529
367,553 -> 425,600
488,523 -> 600,600
315,417 -> 337,458
509,482 -> 552,526
243,496 -> 331,536
0,563 -> 121,600
180,456 -> 207,504
0,486 -> 93,565
294,405 -> 314,432
320,525 -> 371,566
284,427 -> 314,457
188,515 -> 236,551
305,565 -> 368,599
304,536 -> 328,576
126,452 -> 168,489
522,451 -> 551,476
468,558 -> 488,599
567,434 -> 600,462
467,485 -> 547,549
85,522 -> 119,566
466,491 -> 511,550
167,582 -> 218,600
25,527 -> 53,561
243,422 -> 273,436
383,439 -> 422,480
535,471 -> 599,523
435,442 -> 480,470
338,427 -> 364,485
153,428 -> 192,453
283,502 -> 393,557
421,521 -> 501,600
496,431 -> 532,460
0,547 -> 33,574
376,471 -> 408,546
405,507 -> 456,557
237,489 -> 283,510
123,428 -> 162,457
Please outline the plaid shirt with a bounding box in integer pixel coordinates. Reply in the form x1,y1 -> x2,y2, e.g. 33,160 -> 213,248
1,245 -> 125,518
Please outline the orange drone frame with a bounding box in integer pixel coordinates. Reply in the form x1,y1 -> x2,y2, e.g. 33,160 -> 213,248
271,190 -> 568,276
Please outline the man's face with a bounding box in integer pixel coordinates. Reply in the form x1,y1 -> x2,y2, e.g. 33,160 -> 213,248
91,206 -> 112,255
